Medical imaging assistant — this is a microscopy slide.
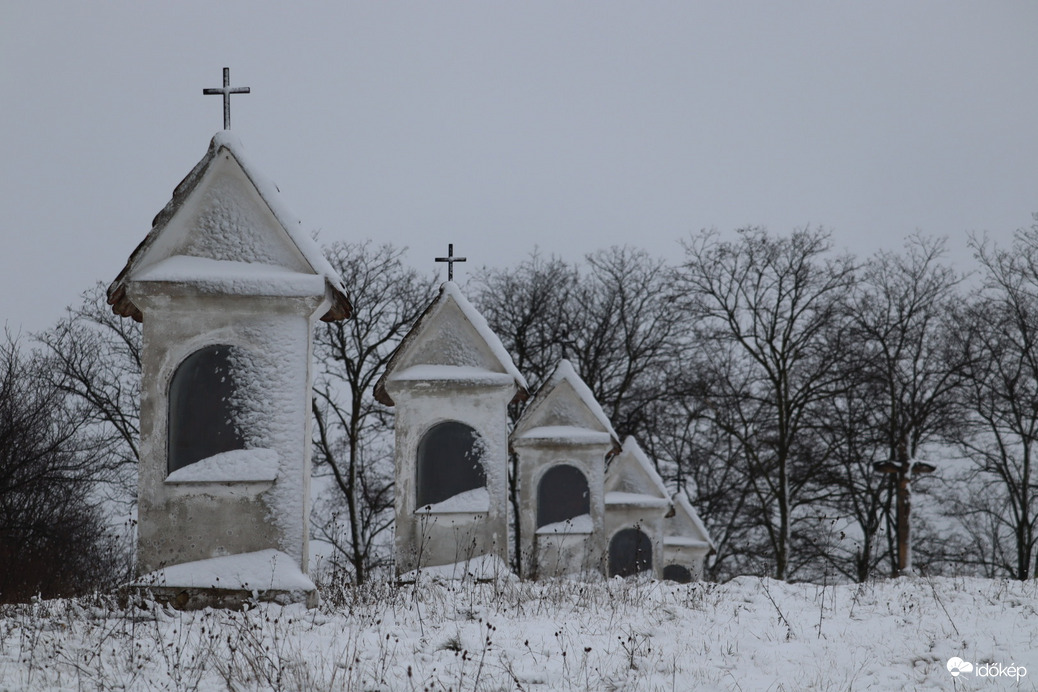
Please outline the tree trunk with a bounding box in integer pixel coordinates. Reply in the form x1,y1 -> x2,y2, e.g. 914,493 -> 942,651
895,442 -> 912,577
509,452 -> 522,573
775,457 -> 790,580
347,410 -> 365,585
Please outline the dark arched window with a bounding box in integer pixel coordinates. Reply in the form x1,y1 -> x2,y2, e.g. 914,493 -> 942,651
608,528 -> 653,578
167,345 -> 245,475
663,564 -> 692,584
536,464 -> 590,528
416,422 -> 485,507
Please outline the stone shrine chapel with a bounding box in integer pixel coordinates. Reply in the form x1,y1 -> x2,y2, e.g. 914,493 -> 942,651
373,281 -> 528,575
511,359 -> 619,579
110,132 -> 350,607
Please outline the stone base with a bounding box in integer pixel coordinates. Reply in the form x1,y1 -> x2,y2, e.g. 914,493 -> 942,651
126,549 -> 319,610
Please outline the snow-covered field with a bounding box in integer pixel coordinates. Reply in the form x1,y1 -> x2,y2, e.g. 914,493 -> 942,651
2,573 -> 1036,691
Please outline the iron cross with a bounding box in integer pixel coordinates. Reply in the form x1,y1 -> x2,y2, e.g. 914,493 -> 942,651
435,243 -> 467,281
203,67 -> 251,130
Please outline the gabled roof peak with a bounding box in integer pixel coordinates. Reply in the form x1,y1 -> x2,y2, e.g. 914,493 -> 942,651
607,436 -> 671,499
512,359 -> 620,447
669,492 -> 715,551
108,133 -> 350,322
374,281 -> 528,405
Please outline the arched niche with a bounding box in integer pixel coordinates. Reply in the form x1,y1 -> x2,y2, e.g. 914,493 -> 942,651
663,564 -> 692,584
536,464 -> 590,528
167,344 -> 245,475
416,421 -> 485,508
608,528 -> 653,578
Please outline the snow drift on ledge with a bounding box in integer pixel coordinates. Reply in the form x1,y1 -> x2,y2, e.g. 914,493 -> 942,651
132,549 -> 314,593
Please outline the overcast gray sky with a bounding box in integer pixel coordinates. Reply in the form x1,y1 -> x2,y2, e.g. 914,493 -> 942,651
2,2 -> 1035,334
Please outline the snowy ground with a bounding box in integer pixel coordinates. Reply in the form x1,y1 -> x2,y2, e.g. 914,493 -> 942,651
1,572 -> 1036,691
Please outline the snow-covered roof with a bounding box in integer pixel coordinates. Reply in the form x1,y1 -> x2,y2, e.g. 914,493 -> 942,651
604,436 -> 671,500
108,131 -> 350,322
134,256 -> 327,297
398,553 -> 515,584
511,359 -> 620,449
387,365 -> 520,387
535,513 -> 594,535
662,537 -> 712,549
414,486 -> 490,514
374,281 -> 528,405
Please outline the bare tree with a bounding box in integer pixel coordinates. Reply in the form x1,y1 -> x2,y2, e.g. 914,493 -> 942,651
472,251 -> 578,391
676,228 -> 856,580
563,247 -> 684,440
0,335 -> 124,602
649,384 -> 756,580
807,376 -> 892,582
840,236 -> 965,577
311,241 -> 436,583
955,222 -> 1038,579
475,246 -> 683,439
35,284 -> 142,506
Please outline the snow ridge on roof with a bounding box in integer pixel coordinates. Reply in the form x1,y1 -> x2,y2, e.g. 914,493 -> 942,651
108,132 -> 350,322
374,281 -> 527,405
133,549 -> 315,592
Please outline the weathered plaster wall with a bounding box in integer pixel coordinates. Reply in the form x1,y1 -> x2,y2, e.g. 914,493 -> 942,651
663,543 -> 710,580
388,379 -> 514,575
514,443 -> 609,579
533,531 -> 597,578
603,505 -> 666,579
133,288 -> 323,575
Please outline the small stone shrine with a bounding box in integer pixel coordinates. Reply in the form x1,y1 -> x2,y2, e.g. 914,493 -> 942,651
602,437 -> 675,579
663,493 -> 714,582
511,360 -> 621,578
374,281 -> 527,576
109,129 -> 350,607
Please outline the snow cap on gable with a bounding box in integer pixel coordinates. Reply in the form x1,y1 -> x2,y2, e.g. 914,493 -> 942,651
511,359 -> 620,448
374,281 -> 528,405
108,132 -> 350,322
665,493 -> 715,552
605,436 -> 671,500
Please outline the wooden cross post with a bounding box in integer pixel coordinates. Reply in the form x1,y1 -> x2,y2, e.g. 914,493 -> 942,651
203,67 -> 251,130
874,443 -> 936,577
435,243 -> 467,281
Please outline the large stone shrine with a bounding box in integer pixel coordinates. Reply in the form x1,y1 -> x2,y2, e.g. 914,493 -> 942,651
110,131 -> 350,608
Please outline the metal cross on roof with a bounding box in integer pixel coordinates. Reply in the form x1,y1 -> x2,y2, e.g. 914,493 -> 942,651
435,243 -> 467,281
203,67 -> 251,130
